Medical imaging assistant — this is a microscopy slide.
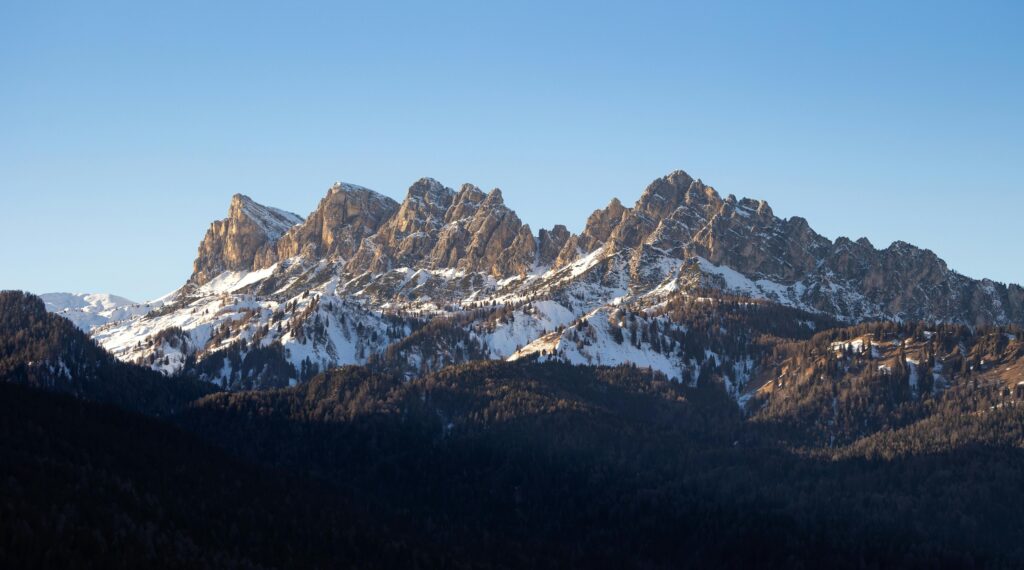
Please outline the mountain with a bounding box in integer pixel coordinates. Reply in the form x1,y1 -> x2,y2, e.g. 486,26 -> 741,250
0,291 -> 211,414
82,170 -> 1024,392
40,292 -> 153,331
190,193 -> 305,284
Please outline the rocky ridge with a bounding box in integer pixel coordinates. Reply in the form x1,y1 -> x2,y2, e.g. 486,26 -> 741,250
72,169 -> 1024,395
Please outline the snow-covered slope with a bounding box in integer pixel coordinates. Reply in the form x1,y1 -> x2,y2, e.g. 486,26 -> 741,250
509,307 -> 689,381
41,292 -> 154,331
235,195 -> 304,240
92,260 -> 404,386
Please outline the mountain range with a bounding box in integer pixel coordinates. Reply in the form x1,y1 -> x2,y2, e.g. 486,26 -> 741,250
57,169 -> 1023,395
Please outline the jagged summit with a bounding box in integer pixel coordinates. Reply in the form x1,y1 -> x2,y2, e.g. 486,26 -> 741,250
190,194 -> 303,285
345,179 -> 539,277
329,181 -> 375,194
229,194 -> 304,238
635,170 -> 695,212
252,182 -> 400,269
482,187 -> 504,206
405,177 -> 452,202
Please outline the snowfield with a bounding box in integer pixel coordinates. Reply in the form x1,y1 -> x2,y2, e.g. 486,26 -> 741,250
41,292 -> 154,331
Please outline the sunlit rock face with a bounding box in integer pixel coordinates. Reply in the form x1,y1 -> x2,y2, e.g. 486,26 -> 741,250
190,194 -> 304,285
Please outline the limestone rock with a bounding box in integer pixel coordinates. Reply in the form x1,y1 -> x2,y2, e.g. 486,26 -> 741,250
537,225 -> 571,267
190,194 -> 303,285
262,183 -> 399,268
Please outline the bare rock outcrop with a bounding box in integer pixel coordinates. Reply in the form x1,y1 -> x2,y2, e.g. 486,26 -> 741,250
190,194 -> 303,285
259,183 -> 399,268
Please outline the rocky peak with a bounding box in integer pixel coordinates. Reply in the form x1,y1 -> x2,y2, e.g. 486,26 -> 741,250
601,174 -> 723,254
456,183 -> 485,199
406,177 -> 453,205
635,171 -> 695,218
594,197 -> 628,227
343,179 -> 456,273
482,187 -> 505,207
637,182 -> 1022,326
885,240 -> 930,257
736,197 -> 761,212
554,197 -> 629,266
228,194 -> 304,238
634,171 -> 723,217
456,187 -> 532,276
446,184 -> 487,223
392,178 -> 455,233
190,194 -> 303,285
258,182 -> 399,267
497,224 -> 539,276
787,215 -> 811,232
538,224 -> 571,267
346,180 -> 534,277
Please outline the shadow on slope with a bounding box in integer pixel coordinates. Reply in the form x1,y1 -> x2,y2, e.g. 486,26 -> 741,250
179,360 -> 1024,568
0,381 -> 445,569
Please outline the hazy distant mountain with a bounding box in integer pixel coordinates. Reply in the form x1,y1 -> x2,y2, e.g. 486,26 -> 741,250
1,291 -> 211,414
40,292 -> 154,331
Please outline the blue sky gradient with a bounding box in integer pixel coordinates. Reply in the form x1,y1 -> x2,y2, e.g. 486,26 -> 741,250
2,1 -> 1021,300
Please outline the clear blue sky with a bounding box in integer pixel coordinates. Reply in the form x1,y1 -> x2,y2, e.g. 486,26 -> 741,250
2,0 -> 1021,301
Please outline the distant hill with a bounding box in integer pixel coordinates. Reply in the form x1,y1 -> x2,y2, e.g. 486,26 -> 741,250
40,292 -> 153,331
0,290 -> 211,415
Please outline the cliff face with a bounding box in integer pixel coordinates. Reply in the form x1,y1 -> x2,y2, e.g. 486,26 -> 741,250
554,197 -> 627,267
256,183 -> 400,268
346,178 -> 458,274
537,225 -> 571,268
190,194 -> 303,285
